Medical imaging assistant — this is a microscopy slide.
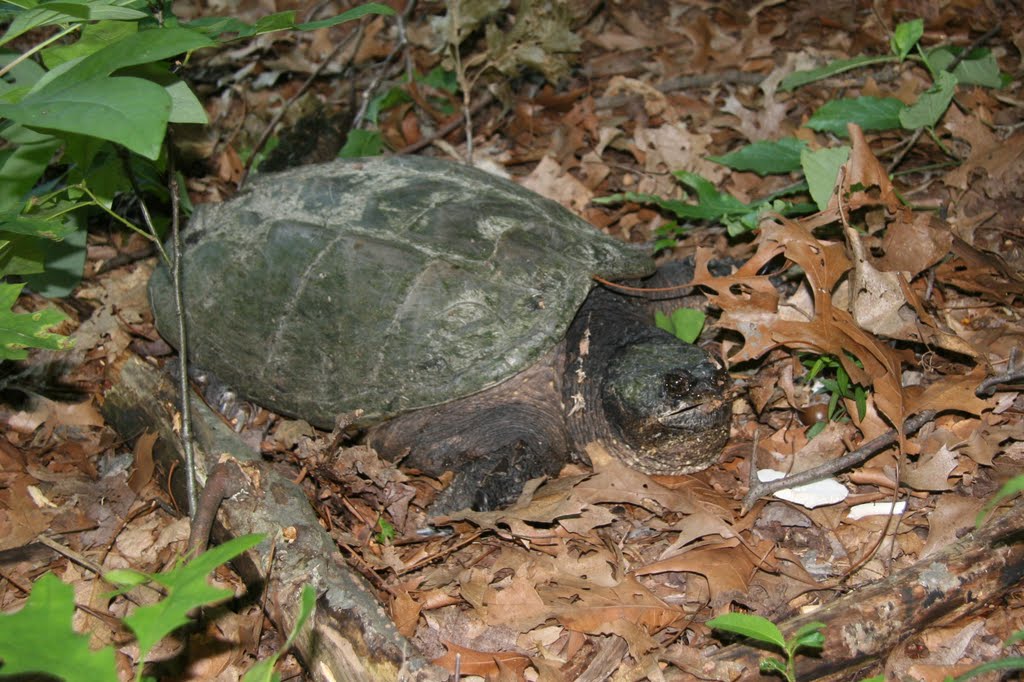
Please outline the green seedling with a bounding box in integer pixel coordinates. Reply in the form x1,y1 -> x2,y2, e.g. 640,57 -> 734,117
655,308 -> 706,344
802,353 -> 868,438
708,612 -> 825,682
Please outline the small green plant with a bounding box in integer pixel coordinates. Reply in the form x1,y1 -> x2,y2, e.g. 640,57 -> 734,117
708,612 -> 825,682
0,534 -> 280,681
0,0 -> 394,360
655,308 -> 706,344
801,353 -> 867,437
375,517 -> 396,544
599,17 -> 1006,248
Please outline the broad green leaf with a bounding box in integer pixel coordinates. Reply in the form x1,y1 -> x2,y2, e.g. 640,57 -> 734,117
41,19 -> 138,69
781,55 -> 894,91
0,213 -> 77,239
0,233 -> 45,276
0,136 -> 61,210
117,534 -> 264,663
39,26 -> 215,93
928,47 -> 1004,88
707,138 -> 806,175
0,0 -> 147,47
0,573 -> 118,681
806,97 -> 905,136
707,612 -> 786,650
24,219 -> 86,297
801,145 -> 849,210
663,308 -> 705,343
0,282 -> 72,359
0,76 -> 172,159
899,70 -> 957,129
890,19 -> 923,60
242,585 -> 316,682
340,129 -> 384,158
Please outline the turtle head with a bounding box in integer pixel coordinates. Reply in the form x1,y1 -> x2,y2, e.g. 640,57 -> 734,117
602,338 -> 731,475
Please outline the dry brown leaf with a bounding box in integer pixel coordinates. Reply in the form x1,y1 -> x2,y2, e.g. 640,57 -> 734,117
633,545 -> 756,605
432,641 -> 532,679
575,444 -> 699,514
549,575 -> 683,635
900,444 -> 959,492
390,589 -> 423,639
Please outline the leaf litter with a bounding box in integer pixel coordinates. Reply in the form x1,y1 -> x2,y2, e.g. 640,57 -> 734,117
2,1 -> 1024,680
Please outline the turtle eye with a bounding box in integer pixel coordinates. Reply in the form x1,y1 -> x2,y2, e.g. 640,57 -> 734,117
663,371 -> 692,399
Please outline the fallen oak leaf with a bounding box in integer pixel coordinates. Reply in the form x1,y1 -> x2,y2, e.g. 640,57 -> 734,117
432,641 -> 532,678
547,575 -> 683,636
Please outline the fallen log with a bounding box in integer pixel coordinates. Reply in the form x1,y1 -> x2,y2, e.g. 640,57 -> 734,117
102,354 -> 446,681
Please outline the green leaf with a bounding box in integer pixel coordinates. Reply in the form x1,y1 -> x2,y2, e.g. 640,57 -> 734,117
1005,629 -> 1024,646
376,517 -> 396,544
417,66 -> 459,93
116,534 -> 264,663
242,585 -> 316,682
41,19 -> 138,69
0,1 -> 149,48
664,308 -> 705,343
0,137 -> 61,211
976,474 -> 1024,526
365,86 -> 411,125
781,55 -> 895,91
927,47 -> 1004,88
950,657 -> 1024,681
295,3 -> 395,30
24,219 -> 86,297
806,97 -> 905,136
0,282 -> 72,360
707,612 -> 786,650
899,70 -> 957,130
801,145 -> 849,211
339,129 -> 384,158
39,26 -> 214,92
0,573 -> 118,681
890,19 -> 923,60
707,138 -> 806,175
758,657 -> 789,678
790,621 -> 826,653
0,76 -> 172,159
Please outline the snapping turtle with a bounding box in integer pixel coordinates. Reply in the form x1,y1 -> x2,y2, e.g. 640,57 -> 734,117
148,155 -> 731,512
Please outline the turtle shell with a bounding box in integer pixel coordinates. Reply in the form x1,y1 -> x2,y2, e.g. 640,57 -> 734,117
148,155 -> 654,428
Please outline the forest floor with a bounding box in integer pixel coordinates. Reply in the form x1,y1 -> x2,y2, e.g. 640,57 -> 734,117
2,0 -> 1024,680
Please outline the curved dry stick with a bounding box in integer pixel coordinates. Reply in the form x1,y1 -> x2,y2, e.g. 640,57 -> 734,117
741,410 -> 936,513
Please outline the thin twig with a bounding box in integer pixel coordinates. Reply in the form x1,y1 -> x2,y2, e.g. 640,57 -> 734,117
977,347 -> 1024,397
741,410 -> 936,513
167,157 -> 199,516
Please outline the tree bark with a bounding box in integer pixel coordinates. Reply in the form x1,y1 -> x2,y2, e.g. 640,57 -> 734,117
102,354 -> 446,682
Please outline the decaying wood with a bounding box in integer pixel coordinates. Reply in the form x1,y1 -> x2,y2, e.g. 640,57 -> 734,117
102,354 -> 446,682
700,497 -> 1024,681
